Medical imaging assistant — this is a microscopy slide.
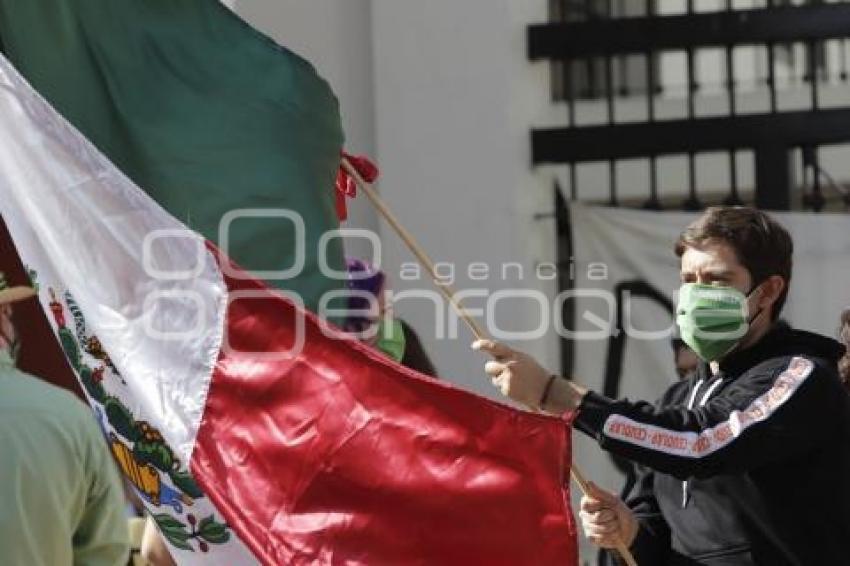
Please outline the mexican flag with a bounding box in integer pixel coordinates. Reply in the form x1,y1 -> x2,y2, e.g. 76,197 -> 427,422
0,52 -> 576,566
0,2 -> 578,565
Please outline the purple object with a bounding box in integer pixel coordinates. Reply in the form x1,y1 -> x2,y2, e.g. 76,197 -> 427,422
344,258 -> 385,331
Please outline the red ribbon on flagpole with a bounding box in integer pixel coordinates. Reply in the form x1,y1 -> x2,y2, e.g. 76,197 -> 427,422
335,153 -> 379,221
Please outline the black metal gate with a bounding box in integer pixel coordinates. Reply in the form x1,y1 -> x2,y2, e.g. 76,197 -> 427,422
532,0 -> 850,211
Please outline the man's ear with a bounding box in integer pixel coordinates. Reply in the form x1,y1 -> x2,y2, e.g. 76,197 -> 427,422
758,275 -> 786,312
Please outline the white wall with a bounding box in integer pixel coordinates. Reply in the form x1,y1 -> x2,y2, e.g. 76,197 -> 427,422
371,0 -> 559,398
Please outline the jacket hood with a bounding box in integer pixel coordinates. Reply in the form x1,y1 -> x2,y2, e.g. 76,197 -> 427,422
719,323 -> 846,376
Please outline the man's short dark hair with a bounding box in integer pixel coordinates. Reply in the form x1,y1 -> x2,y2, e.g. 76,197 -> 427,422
675,206 -> 793,320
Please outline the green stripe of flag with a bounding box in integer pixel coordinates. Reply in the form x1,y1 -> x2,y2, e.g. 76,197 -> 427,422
0,0 -> 345,310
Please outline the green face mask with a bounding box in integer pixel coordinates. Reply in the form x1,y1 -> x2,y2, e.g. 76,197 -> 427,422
376,318 -> 406,363
676,283 -> 756,362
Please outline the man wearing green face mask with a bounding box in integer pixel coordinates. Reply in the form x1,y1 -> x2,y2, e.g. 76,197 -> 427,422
475,207 -> 850,565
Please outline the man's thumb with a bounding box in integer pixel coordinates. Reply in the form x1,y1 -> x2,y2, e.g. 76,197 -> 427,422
586,481 -> 619,505
472,339 -> 513,359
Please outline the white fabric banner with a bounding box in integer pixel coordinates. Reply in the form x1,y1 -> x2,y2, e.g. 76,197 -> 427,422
569,202 -> 850,558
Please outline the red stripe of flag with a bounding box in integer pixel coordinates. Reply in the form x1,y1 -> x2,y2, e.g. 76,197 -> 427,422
191,245 -> 578,565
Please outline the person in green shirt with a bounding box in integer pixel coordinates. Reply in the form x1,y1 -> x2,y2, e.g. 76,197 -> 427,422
0,273 -> 129,566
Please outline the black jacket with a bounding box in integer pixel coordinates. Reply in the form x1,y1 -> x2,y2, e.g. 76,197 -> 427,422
575,326 -> 850,565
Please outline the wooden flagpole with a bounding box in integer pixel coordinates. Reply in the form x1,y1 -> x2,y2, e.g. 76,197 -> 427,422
340,160 -> 487,341
342,158 -> 639,566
